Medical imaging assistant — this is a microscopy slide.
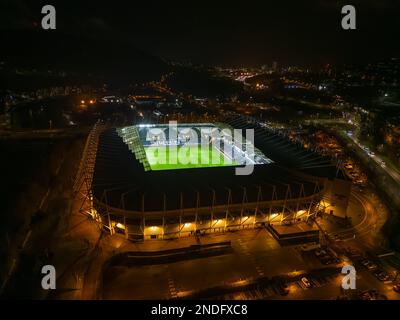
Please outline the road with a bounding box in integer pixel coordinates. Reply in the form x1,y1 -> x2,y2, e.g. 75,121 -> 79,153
345,131 -> 400,184
0,127 -> 91,140
324,191 -> 382,241
291,115 -> 400,185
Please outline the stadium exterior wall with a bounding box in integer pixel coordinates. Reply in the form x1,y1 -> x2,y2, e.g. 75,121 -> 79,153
91,183 -> 327,240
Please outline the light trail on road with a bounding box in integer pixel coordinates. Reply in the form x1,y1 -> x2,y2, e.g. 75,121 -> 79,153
346,132 -> 400,184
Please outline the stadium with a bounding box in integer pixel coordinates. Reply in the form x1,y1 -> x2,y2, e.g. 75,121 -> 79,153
77,116 -> 351,241
118,122 -> 272,171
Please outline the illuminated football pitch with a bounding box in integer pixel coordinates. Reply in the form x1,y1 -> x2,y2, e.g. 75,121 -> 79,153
144,144 -> 237,170
117,123 -> 273,172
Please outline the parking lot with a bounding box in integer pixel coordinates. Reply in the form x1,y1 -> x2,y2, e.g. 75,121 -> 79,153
101,227 -> 400,300
102,229 -> 324,299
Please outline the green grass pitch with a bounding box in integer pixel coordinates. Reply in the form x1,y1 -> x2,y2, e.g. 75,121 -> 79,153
144,144 -> 237,170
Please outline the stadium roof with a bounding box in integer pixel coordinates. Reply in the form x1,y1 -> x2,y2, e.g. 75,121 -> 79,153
226,116 -> 346,180
92,117 -> 343,212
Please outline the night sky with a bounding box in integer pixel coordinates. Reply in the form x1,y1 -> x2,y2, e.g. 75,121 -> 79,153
1,0 -> 399,67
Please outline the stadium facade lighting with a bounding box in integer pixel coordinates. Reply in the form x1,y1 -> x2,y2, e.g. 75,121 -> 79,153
115,223 -> 125,229
213,219 -> 222,225
231,279 -> 250,287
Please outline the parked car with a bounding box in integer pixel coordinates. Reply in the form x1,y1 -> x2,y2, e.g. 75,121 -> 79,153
373,269 -> 383,277
366,262 -> 378,270
374,270 -> 390,282
378,273 -> 390,282
360,259 -> 370,266
359,290 -> 387,300
359,290 -> 372,300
